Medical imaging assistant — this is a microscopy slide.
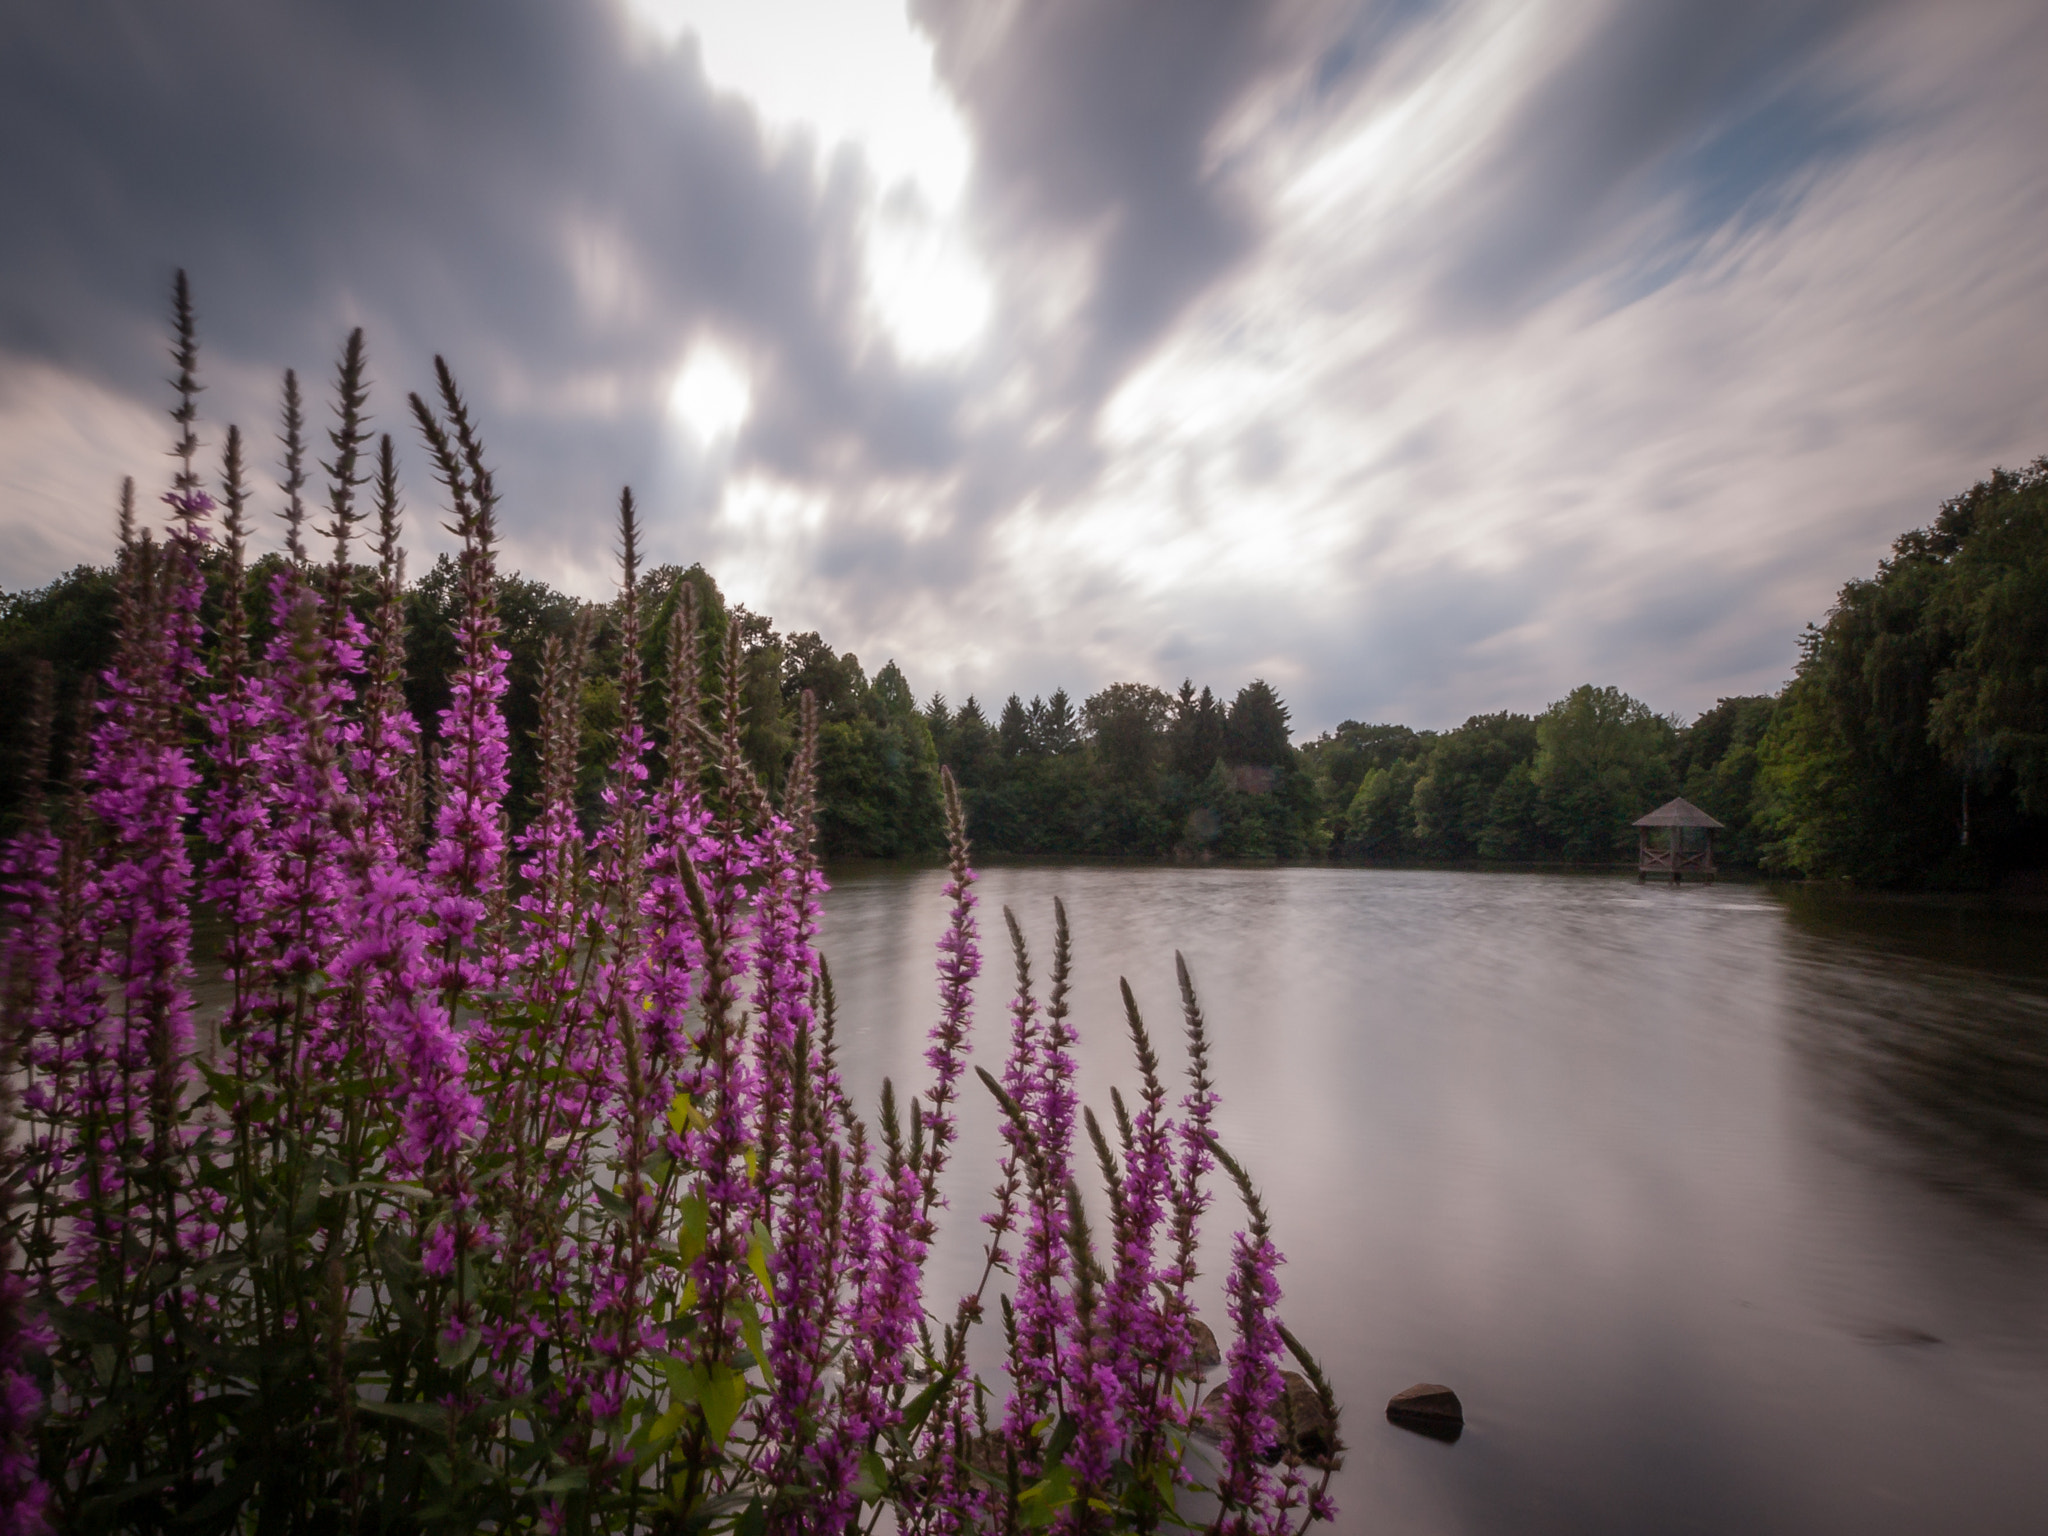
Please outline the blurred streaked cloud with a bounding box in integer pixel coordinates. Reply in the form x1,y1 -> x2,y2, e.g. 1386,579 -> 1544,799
2,0 -> 2043,730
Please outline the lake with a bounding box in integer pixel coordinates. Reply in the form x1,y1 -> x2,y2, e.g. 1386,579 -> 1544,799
813,864 -> 2048,1536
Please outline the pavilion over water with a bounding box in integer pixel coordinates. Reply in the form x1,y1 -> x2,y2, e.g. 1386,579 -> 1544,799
1633,797 -> 1724,882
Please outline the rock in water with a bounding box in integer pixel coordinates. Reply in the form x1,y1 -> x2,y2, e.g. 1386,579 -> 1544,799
1386,1383 -> 1463,1442
1185,1318 -> 1223,1379
1278,1371 -> 1340,1469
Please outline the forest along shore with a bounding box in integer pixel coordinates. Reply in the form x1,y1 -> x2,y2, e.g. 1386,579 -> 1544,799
5,457 -> 2044,886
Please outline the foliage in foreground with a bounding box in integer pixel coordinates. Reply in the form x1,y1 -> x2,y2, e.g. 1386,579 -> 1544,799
0,285 -> 1341,1534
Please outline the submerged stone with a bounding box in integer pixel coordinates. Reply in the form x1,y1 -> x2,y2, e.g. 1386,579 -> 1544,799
1386,1382 -> 1463,1442
1279,1370 -> 1340,1469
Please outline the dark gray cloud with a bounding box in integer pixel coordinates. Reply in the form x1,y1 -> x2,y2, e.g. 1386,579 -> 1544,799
917,0 -> 1286,399
2,0 -> 2043,734
0,0 -> 963,557
1426,0 -> 1889,318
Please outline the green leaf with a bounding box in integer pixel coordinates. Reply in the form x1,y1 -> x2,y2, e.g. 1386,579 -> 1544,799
532,1469 -> 589,1496
735,1296 -> 772,1387
1043,1413 -> 1077,1469
668,1091 -> 705,1135
678,1194 -> 708,1265
1016,1464 -> 1075,1529
327,1179 -> 432,1204
356,1397 -> 451,1432
852,1451 -> 889,1504
735,1495 -> 767,1536
438,1326 -> 482,1370
746,1221 -> 774,1298
645,1398 -> 692,1448
899,1374 -> 954,1438
697,1363 -> 748,1449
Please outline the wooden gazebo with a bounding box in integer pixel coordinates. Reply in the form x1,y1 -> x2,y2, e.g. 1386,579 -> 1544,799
1634,797 -> 1724,883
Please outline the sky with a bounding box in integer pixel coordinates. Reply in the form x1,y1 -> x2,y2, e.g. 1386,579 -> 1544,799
2,0 -> 2044,735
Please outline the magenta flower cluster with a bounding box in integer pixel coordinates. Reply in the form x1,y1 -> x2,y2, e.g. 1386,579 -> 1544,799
0,284 -> 1340,1534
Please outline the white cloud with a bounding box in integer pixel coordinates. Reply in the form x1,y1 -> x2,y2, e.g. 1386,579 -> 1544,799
618,0 -> 994,366
834,0 -> 2048,729
0,356 -> 172,579
861,198 -> 992,362
667,340 -> 753,445
618,0 -> 971,209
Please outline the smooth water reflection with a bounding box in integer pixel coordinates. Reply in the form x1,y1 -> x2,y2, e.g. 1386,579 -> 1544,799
814,866 -> 2048,1536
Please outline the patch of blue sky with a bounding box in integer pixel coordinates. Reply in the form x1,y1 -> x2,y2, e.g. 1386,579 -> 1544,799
1607,71 -> 1881,309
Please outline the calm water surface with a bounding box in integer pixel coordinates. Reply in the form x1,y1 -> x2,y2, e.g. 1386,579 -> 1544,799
814,865 -> 2048,1536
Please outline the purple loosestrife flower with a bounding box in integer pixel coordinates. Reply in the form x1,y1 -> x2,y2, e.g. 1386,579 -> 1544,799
1208,1140 -> 1289,1536
197,427 -> 278,1065
248,573 -> 361,1081
671,629 -> 766,1367
426,600 -> 511,998
1095,985 -> 1177,1462
0,1271 -> 49,1536
591,492 -> 650,1085
920,769 -> 979,1222
411,371 -> 512,1007
1164,952 -> 1219,1366
2,666 -> 60,1163
1057,1179 -> 1123,1506
86,489 -> 211,1266
0,694 -> 53,1535
992,907 -> 1075,1453
816,1116 -> 886,1525
1016,904 -> 1083,1446
336,863 -> 480,1175
748,794 -> 835,1474
41,787 -> 117,1296
1215,1229 -> 1285,1535
639,591 -> 709,1087
353,434 -> 422,863
506,620 -> 596,1124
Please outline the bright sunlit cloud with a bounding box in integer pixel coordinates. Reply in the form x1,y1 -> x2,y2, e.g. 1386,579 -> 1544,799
618,0 -> 972,210
862,202 -> 992,361
619,0 -> 993,366
667,341 -> 752,444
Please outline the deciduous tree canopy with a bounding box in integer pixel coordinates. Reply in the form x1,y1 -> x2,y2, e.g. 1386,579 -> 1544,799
6,457 -> 2044,884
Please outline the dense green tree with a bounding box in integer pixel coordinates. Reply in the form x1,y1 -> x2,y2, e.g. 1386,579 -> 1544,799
1925,460 -> 2048,812
1301,721 -> 1425,810
405,553 -> 582,820
1169,681 -> 1225,778
0,562 -> 120,817
945,696 -> 1000,789
1675,696 -> 1775,865
871,658 -> 917,723
1477,761 -> 1543,860
1084,682 -> 1172,785
812,713 -> 944,859
998,694 -> 1031,758
1754,458 -> 2048,884
782,630 -> 865,721
922,691 -> 952,750
1410,713 -> 1539,859
11,451 -> 2041,878
1343,759 -> 1423,857
1225,679 -> 1294,766
1530,685 -> 1677,861
1037,687 -> 1082,755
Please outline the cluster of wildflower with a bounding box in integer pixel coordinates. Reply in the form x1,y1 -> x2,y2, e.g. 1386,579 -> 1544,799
0,278 -> 1341,1533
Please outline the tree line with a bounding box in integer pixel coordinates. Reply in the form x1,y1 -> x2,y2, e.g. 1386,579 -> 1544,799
4,456 -> 2043,886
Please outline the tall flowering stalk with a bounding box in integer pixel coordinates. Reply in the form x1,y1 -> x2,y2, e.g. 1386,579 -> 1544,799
1,285 -> 1341,1536
0,668 -> 55,1536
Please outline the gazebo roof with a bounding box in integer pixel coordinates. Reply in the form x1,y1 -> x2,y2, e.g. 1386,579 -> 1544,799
1633,796 -> 1725,829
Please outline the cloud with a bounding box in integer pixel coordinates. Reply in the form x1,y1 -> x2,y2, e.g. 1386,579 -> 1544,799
2,0 -> 2045,734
